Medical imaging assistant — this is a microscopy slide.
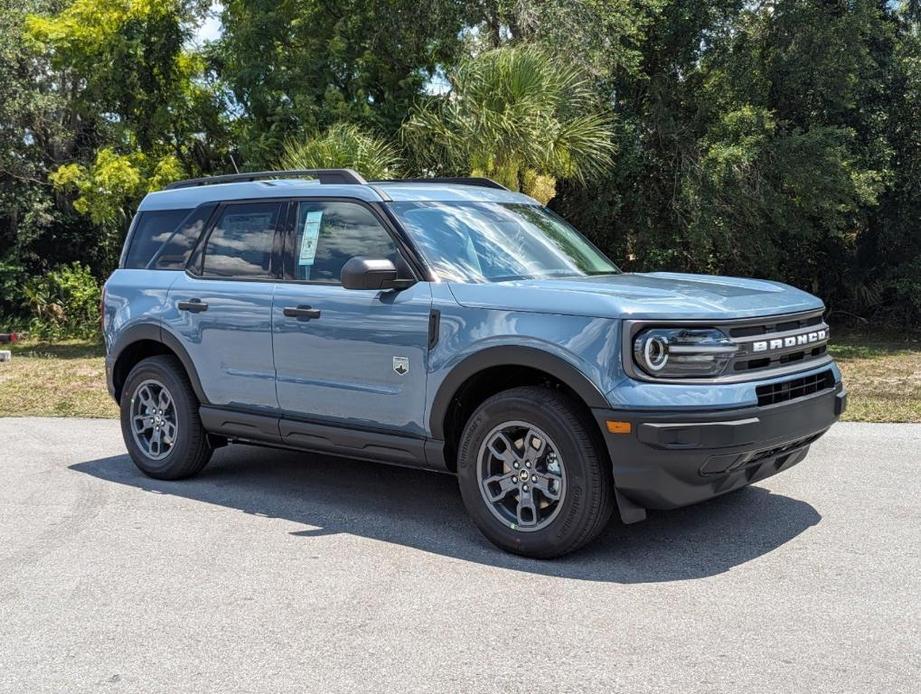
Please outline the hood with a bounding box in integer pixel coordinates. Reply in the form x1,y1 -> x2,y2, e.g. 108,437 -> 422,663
447,272 -> 824,321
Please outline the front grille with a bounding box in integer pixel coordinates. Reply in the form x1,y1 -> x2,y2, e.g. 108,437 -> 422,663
734,344 -> 828,372
727,310 -> 831,376
756,370 -> 835,407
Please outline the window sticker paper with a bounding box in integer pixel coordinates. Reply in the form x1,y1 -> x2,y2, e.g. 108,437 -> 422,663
298,210 -> 323,266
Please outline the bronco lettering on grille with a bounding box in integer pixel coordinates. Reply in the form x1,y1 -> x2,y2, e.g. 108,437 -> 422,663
752,329 -> 828,353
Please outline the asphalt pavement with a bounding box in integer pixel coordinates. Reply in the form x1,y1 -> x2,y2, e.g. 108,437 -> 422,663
0,418 -> 919,693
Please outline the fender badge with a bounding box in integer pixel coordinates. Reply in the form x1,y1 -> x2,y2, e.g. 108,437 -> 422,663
393,356 -> 409,376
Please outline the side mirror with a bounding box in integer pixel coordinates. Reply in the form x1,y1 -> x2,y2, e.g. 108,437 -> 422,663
340,257 -> 415,290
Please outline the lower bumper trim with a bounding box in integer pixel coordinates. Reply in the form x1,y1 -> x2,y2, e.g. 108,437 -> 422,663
594,384 -> 843,519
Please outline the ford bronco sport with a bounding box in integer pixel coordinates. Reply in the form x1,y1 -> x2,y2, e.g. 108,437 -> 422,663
103,169 -> 846,558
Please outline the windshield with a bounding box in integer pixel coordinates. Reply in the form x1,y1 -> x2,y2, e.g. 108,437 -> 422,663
387,201 -> 620,282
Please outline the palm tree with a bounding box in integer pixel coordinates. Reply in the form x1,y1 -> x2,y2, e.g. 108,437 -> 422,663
401,45 -> 615,203
280,124 -> 402,180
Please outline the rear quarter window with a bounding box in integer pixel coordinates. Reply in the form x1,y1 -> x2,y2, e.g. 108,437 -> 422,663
122,209 -> 192,269
151,204 -> 217,270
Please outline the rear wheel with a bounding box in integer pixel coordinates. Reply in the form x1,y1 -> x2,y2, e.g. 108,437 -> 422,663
456,386 -> 614,558
120,355 -> 212,480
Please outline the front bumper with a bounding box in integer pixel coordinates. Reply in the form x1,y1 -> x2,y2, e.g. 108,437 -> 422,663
593,382 -> 846,521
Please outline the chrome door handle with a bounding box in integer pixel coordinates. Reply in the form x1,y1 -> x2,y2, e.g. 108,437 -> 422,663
178,299 -> 208,313
283,305 -> 321,320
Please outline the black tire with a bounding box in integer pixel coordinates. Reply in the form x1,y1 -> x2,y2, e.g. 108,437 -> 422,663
119,355 -> 212,480
456,386 -> 614,558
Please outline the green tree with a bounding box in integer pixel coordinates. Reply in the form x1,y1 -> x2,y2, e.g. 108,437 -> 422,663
553,0 -> 921,327
25,0 -> 228,171
463,0 -> 663,82
0,0 -> 103,315
402,45 -> 615,202
213,0 -> 466,167
50,148 -> 185,226
859,9 -> 921,326
17,0 -> 230,270
280,124 -> 401,180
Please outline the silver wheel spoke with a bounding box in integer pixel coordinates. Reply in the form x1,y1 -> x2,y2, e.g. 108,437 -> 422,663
532,471 -> 562,501
483,472 -> 518,502
516,485 -> 538,527
522,429 -> 546,464
149,428 -> 162,455
487,432 -> 520,467
133,414 -> 152,433
137,386 -> 155,411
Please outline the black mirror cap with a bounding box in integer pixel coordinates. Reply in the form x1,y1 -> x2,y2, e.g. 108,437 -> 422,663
340,256 -> 414,290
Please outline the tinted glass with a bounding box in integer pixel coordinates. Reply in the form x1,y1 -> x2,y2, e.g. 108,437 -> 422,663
201,202 -> 281,278
152,204 -> 216,270
387,202 -> 619,282
123,209 -> 192,269
292,201 -> 399,282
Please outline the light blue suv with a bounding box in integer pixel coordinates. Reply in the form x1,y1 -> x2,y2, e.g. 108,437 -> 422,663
103,169 -> 846,557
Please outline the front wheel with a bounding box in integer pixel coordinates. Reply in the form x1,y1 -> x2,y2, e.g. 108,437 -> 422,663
456,386 -> 614,558
120,355 -> 212,480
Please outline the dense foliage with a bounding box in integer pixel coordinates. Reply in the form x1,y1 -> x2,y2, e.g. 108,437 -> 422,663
1,0 -> 920,336
280,124 -> 402,180
21,262 -> 101,339
0,0 -> 226,323
402,45 -> 615,202
213,0 -> 465,165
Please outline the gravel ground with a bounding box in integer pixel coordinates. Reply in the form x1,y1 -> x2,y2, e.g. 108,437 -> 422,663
0,418 -> 919,693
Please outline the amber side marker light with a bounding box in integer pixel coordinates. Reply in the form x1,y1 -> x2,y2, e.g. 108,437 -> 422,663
606,420 -> 632,434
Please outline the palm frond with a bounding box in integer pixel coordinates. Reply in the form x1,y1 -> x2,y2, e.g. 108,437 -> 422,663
401,45 -> 615,191
280,124 -> 401,180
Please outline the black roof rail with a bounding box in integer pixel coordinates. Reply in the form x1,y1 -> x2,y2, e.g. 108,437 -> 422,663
163,169 -> 367,190
373,177 -> 509,191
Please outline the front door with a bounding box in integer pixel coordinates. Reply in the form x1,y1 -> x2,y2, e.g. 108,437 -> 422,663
272,200 -> 432,435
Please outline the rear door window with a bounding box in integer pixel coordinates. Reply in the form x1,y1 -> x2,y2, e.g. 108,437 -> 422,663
122,209 -> 192,269
200,202 -> 283,279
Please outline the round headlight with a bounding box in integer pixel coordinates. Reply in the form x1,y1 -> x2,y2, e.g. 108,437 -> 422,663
642,334 -> 669,372
633,327 -> 737,378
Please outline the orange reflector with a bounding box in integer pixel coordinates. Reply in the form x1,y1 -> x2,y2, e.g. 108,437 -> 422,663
606,420 -> 632,434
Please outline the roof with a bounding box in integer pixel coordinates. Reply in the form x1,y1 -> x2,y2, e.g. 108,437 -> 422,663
137,178 -> 537,212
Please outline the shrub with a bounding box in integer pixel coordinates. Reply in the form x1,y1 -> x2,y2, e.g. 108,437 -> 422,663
0,261 -> 28,317
21,262 -> 101,340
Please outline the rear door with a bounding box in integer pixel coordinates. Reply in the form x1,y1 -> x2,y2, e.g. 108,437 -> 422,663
271,199 -> 432,435
164,200 -> 285,410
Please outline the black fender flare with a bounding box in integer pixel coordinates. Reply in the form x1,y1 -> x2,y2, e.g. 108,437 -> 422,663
428,345 -> 608,440
110,323 -> 209,404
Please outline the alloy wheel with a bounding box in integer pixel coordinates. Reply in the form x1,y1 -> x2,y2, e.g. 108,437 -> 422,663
129,379 -> 178,461
476,421 -> 566,532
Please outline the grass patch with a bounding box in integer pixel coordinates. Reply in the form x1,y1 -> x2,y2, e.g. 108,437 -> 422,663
0,336 -> 918,422
0,339 -> 117,418
830,336 -> 921,423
